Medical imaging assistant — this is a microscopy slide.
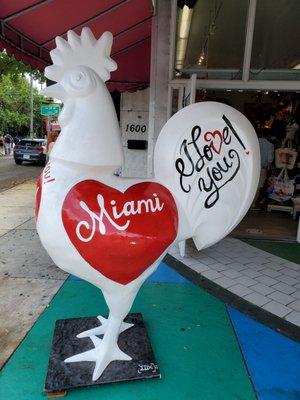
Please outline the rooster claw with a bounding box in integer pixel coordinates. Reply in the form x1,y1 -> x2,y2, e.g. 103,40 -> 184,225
65,335 -> 132,381
76,315 -> 134,338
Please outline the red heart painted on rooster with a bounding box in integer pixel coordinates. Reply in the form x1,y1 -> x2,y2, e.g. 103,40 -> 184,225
62,180 -> 178,285
204,130 -> 223,154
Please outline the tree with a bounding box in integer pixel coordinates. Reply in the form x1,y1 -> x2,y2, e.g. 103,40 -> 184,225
0,50 -> 48,137
0,51 -> 45,82
0,73 -> 44,137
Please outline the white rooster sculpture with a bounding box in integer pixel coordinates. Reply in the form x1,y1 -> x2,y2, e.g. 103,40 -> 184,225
37,28 -> 260,381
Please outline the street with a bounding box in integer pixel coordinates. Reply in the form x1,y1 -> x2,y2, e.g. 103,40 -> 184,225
0,156 -> 42,192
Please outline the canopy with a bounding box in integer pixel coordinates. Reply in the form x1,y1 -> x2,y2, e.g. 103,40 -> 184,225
0,0 -> 153,92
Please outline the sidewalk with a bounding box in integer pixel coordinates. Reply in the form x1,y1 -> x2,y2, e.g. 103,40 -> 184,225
169,238 -> 300,328
1,260 -> 300,399
0,180 -> 67,368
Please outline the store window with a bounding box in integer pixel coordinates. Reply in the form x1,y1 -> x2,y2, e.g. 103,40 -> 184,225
250,0 -> 300,80
175,0 -> 249,79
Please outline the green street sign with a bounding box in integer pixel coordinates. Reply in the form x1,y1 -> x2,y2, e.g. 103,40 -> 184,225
41,104 -> 61,116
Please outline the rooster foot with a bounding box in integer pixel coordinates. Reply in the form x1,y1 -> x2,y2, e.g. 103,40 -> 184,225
65,335 -> 132,381
76,316 -> 134,338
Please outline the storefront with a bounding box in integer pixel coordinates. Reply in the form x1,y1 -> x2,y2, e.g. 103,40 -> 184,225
165,0 -> 300,241
1,0 -> 300,240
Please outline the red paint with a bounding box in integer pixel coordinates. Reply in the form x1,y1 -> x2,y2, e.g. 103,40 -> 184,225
204,130 -> 223,154
35,173 -> 42,220
62,180 -> 178,285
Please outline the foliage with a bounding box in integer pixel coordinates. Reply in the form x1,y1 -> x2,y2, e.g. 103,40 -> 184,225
0,51 -> 48,137
0,51 -> 45,82
0,73 -> 45,137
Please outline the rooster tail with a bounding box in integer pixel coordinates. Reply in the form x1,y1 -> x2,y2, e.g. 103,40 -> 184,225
154,102 -> 260,251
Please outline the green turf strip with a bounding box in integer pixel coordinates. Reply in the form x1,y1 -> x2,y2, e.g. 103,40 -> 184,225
0,281 -> 256,400
243,239 -> 300,265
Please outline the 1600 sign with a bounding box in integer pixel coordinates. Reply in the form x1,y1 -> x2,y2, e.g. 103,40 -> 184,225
125,124 -> 147,133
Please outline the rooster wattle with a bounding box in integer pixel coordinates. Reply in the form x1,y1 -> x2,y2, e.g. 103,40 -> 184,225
36,27 -> 260,381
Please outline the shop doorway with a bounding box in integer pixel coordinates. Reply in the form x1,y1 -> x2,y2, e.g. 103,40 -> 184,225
201,89 -> 300,241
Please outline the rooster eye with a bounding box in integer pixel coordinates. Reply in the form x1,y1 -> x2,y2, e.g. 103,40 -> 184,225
75,73 -> 84,81
64,67 -> 96,95
70,72 -> 86,85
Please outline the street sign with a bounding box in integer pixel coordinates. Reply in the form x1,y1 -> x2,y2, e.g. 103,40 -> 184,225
41,104 -> 61,116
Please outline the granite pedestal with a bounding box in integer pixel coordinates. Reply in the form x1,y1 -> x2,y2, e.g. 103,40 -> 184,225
44,313 -> 160,396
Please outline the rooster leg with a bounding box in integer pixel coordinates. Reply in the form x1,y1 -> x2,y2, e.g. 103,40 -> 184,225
76,315 -> 133,338
65,289 -> 137,381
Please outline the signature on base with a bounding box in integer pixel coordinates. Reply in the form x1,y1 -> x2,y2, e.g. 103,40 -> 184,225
137,363 -> 158,374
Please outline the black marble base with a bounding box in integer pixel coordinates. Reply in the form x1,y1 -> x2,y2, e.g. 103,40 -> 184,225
44,313 -> 160,394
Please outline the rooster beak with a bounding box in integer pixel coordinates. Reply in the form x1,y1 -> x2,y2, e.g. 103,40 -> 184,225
41,83 -> 66,100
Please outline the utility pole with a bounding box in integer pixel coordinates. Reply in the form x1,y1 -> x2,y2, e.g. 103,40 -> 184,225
29,74 -> 34,138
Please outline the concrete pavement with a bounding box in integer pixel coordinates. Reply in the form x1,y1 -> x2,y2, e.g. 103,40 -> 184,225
0,180 -> 67,368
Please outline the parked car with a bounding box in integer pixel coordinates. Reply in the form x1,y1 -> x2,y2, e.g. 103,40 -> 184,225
14,139 -> 46,166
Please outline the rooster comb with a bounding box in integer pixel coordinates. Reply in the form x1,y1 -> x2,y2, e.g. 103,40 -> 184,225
44,28 -> 117,83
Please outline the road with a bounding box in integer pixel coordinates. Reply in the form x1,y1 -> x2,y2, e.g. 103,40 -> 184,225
0,156 -> 42,192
